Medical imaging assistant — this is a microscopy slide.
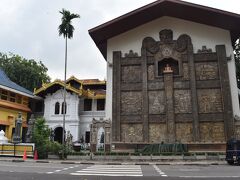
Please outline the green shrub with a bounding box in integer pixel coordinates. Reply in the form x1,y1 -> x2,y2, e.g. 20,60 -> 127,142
32,117 -> 50,159
48,141 -> 62,155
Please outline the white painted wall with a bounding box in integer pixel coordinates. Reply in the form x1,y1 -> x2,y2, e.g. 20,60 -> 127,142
106,16 -> 240,120
43,90 -> 106,142
78,98 -> 105,142
43,89 -> 80,141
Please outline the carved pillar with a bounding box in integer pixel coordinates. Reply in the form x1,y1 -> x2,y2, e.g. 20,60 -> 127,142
188,42 -> 200,141
112,51 -> 121,142
216,45 -> 233,139
141,48 -> 149,142
163,67 -> 175,143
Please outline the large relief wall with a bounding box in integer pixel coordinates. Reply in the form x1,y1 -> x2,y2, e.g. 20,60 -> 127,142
149,123 -> 167,142
197,89 -> 223,113
120,124 -> 143,142
121,91 -> 142,115
148,91 -> 165,114
112,29 -> 233,145
195,62 -> 219,80
121,65 -> 142,83
174,90 -> 192,113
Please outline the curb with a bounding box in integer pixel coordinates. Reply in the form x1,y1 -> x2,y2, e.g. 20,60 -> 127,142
0,158 -> 227,166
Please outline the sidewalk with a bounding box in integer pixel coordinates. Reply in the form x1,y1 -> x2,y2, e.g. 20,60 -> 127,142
0,156 -> 227,165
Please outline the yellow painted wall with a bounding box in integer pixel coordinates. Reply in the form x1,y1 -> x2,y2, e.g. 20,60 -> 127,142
0,107 -> 28,140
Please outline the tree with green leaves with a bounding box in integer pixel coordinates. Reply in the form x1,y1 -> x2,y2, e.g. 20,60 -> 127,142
32,117 -> 51,159
235,39 -> 240,88
58,9 -> 79,152
0,53 -> 50,91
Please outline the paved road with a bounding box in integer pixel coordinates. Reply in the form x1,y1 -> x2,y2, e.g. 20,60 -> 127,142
0,161 -> 239,179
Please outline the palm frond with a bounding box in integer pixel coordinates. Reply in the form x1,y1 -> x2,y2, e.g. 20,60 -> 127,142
58,9 -> 80,39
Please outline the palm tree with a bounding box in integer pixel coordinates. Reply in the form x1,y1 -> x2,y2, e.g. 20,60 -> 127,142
58,9 -> 80,153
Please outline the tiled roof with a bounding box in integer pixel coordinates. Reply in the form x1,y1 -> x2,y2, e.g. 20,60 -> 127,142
0,68 -> 33,97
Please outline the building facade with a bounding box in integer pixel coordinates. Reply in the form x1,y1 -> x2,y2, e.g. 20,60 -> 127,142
34,77 -> 106,144
89,0 -> 240,150
0,68 -> 34,141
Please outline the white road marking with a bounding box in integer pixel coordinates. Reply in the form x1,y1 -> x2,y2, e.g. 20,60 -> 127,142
153,165 -> 168,177
70,165 -> 143,177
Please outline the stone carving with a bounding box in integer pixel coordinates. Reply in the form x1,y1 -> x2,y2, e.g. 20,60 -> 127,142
90,118 -> 111,152
198,89 -> 223,113
182,63 -> 189,80
159,29 -> 173,43
200,122 -> 225,142
121,91 -> 142,115
142,37 -> 159,54
13,112 -> 22,143
197,46 -> 212,53
121,65 -> 142,83
148,91 -> 165,114
147,65 -> 155,81
195,62 -> 219,80
174,90 -> 192,113
176,123 -> 193,142
162,46 -> 173,57
121,124 -> 143,142
26,114 -> 35,143
235,125 -> 240,139
149,123 -> 167,143
124,50 -> 138,57
175,34 -> 191,52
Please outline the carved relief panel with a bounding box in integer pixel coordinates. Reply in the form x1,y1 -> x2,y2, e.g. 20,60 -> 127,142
149,123 -> 167,143
195,62 -> 219,80
174,90 -> 192,113
182,63 -> 189,80
121,65 -> 142,83
148,65 -> 155,81
121,91 -> 142,115
148,91 -> 166,114
176,123 -> 193,142
200,122 -> 225,142
120,124 -> 143,142
197,89 -> 223,113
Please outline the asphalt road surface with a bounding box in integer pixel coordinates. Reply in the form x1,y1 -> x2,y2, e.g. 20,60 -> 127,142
0,161 -> 239,180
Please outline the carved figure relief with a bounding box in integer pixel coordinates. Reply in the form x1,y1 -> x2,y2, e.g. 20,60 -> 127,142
121,124 -> 143,142
148,91 -> 165,114
235,125 -> 240,139
121,65 -> 142,83
198,89 -> 223,113
149,123 -> 167,143
200,122 -> 225,142
159,29 -> 173,43
182,63 -> 189,80
148,65 -> 155,81
176,123 -> 193,142
121,91 -> 142,115
195,62 -> 219,80
174,90 -> 192,113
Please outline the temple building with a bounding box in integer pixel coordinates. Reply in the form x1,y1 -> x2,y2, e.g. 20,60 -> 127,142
0,68 -> 34,141
89,0 -> 240,151
34,76 -> 106,144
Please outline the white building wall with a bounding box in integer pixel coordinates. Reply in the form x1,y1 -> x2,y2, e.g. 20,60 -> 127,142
106,16 -> 240,120
79,98 -> 105,142
43,89 -> 80,141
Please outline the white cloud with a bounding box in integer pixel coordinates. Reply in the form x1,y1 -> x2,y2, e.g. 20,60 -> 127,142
0,0 -> 239,81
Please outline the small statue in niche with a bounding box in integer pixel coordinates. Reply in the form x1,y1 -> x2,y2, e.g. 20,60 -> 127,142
163,64 -> 173,73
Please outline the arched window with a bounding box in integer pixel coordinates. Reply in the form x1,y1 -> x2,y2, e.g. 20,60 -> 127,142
61,102 -> 67,114
158,58 -> 179,76
55,102 -> 60,114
